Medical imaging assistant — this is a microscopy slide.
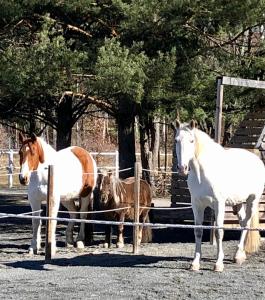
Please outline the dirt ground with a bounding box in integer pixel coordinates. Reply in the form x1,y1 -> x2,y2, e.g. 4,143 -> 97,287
1,191 -> 265,300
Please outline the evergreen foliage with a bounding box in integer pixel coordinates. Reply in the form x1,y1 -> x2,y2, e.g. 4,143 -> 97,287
1,0 -> 265,146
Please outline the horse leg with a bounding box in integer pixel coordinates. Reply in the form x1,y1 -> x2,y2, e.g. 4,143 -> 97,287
84,197 -> 94,246
76,194 -> 92,250
233,204 -> 247,264
191,203 -> 205,271
28,197 -> 42,255
116,212 -> 125,248
235,195 -> 259,264
104,224 -> 112,248
140,212 -> 152,243
138,214 -> 144,246
50,195 -> 60,257
213,203 -> 225,272
138,210 -> 150,245
61,199 -> 78,248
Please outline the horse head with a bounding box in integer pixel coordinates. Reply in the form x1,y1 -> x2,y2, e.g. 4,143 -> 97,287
97,170 -> 113,205
18,132 -> 45,185
174,120 -> 197,176
97,170 -> 120,206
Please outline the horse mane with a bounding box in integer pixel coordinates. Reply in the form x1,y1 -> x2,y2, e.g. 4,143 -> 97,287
111,177 -> 126,205
193,127 -> 223,158
36,136 -> 57,165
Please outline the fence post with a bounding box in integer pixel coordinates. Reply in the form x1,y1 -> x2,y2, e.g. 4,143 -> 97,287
215,77 -> 224,144
133,162 -> 141,254
45,165 -> 55,261
8,150 -> 14,188
115,150 -> 119,178
210,77 -> 224,245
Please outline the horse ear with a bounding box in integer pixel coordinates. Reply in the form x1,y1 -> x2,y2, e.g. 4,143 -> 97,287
31,133 -> 37,142
170,120 -> 180,131
189,120 -> 197,129
19,132 -> 24,143
97,171 -> 104,186
171,121 -> 178,132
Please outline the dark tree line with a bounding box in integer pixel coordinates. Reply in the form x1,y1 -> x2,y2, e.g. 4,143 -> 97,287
1,0 -> 265,178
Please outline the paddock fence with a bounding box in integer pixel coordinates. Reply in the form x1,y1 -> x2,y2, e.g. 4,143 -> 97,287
0,150 -> 172,197
0,162 -> 265,261
0,150 -> 120,188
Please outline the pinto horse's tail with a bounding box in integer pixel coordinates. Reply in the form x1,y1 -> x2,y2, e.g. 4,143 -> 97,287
244,208 -> 260,254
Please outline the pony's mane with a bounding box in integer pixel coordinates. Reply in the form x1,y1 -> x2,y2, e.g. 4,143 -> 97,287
113,177 -> 126,197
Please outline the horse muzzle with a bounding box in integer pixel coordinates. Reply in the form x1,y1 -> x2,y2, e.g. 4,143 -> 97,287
19,174 -> 29,186
178,165 -> 189,176
100,194 -> 109,205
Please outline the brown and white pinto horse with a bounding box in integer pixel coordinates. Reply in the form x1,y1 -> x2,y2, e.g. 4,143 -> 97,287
19,133 -> 97,255
96,171 -> 152,248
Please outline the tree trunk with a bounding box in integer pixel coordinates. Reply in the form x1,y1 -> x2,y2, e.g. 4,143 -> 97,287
56,96 -> 73,150
117,99 -> 136,179
139,115 -> 153,185
138,114 -> 161,187
29,107 -> 37,135
151,116 -> 160,170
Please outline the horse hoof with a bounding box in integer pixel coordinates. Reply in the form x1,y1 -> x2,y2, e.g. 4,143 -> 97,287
28,247 -> 40,255
28,248 -> 35,255
214,264 -> 224,272
190,263 -> 200,271
116,242 -> 124,249
234,257 -> 246,265
76,241 -> 85,250
234,250 -> 246,265
66,243 -> 74,248
103,243 -> 110,249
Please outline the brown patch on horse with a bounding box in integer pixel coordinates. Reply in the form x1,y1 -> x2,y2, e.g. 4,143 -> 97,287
35,137 -> 44,164
19,136 -> 44,170
71,147 -> 95,197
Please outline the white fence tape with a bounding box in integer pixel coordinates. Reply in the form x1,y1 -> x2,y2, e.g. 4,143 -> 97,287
0,211 -> 264,232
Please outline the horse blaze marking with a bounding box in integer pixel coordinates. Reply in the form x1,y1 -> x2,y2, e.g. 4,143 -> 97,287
71,147 -> 95,197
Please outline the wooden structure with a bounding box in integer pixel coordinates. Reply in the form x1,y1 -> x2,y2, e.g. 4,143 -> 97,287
224,108 -> 265,227
169,76 -> 265,225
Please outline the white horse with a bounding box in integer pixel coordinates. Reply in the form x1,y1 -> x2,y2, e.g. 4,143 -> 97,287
19,133 -> 97,256
174,120 -> 265,272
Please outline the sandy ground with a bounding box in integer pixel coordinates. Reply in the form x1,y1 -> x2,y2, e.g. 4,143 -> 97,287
1,191 -> 265,300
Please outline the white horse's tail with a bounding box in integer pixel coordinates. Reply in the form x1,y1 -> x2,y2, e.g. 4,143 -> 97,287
244,208 -> 260,254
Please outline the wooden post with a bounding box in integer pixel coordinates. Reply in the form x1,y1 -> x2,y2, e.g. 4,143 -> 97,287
215,77 -> 224,144
45,165 -> 55,261
133,162 -> 141,254
115,150 -> 119,178
8,150 -> 14,188
211,77 -> 224,245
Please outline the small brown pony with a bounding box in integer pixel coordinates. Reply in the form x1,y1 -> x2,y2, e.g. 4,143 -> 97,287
97,171 -> 152,248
